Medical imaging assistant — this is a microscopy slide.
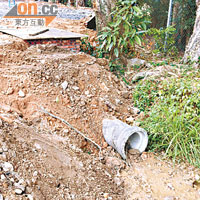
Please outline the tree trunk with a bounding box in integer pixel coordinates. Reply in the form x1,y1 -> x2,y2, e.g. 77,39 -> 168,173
95,0 -> 116,32
183,0 -> 200,62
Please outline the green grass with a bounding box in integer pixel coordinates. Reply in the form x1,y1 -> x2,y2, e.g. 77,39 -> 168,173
133,68 -> 200,167
133,79 -> 160,112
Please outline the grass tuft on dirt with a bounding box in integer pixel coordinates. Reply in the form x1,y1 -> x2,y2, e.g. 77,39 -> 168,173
135,67 -> 200,167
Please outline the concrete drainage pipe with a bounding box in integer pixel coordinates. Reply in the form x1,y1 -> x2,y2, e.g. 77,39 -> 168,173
102,119 -> 148,159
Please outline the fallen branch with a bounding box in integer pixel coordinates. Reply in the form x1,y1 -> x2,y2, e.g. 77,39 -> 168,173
39,106 -> 102,153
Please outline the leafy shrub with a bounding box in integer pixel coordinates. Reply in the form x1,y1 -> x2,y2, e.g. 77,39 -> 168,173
147,26 -> 178,56
80,38 -> 100,57
98,0 -> 150,63
140,72 -> 200,167
133,79 -> 159,112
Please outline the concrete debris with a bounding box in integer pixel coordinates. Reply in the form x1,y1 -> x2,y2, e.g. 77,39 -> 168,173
18,90 -> 25,98
0,194 -> 3,200
127,58 -> 146,67
2,162 -> 14,172
61,81 -> 68,90
132,71 -> 159,82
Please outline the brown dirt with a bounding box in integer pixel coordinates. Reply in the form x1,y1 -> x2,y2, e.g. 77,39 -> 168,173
0,6 -> 200,199
0,44 -> 200,200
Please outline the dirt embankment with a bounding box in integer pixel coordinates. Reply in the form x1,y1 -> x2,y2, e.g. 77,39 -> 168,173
0,43 -> 200,200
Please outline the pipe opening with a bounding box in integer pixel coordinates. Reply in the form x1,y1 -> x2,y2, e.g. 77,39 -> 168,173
125,132 -> 141,152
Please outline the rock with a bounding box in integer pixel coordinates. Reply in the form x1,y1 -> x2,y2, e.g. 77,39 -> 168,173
18,90 -> 25,98
41,60 -> 45,64
103,193 -> 109,199
195,174 -> 200,181
1,175 -> 6,181
129,107 -> 140,115
167,183 -> 175,190
2,162 -> 14,172
114,177 -> 123,186
126,116 -> 134,123
146,63 -> 153,68
127,58 -> 146,67
96,58 -> 108,66
33,171 -> 38,177
61,81 -> 68,90
2,145 -> 8,152
0,194 -> 3,200
72,86 -> 79,91
164,196 -> 175,200
0,119 -> 2,126
6,87 -> 14,95
100,82 -> 109,92
15,188 -> 23,195
132,71 -> 157,82
115,99 -> 122,105
27,194 -> 34,200
105,157 -> 124,169
121,91 -> 129,99
0,154 -> 7,161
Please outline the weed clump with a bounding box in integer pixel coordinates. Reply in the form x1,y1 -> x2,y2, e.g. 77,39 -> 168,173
139,71 -> 200,167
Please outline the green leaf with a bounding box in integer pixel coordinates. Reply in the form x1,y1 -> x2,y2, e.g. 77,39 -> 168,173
113,36 -> 116,46
114,48 -> 119,57
115,18 -> 122,27
100,40 -> 106,49
118,38 -> 122,47
135,35 -> 141,46
108,42 -> 113,51
133,6 -> 141,13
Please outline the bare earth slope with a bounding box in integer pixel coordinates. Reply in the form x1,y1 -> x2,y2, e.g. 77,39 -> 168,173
0,41 -> 200,200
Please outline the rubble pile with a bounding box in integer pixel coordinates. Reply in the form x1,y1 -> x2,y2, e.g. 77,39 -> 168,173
0,44 -> 137,151
0,121 -> 124,199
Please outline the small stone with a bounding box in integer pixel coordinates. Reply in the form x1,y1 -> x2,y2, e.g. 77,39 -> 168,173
115,99 -> 121,105
167,183 -> 175,190
63,129 -> 69,134
85,90 -> 89,95
129,107 -> 140,115
195,174 -> 200,181
1,174 -> 6,180
105,157 -> 124,169
34,143 -> 41,150
127,58 -> 146,67
72,86 -> 79,91
114,177 -> 123,186
0,119 -> 2,126
41,60 -> 45,64
2,145 -> 8,152
61,81 -> 68,90
0,194 -> 3,200
126,116 -> 134,123
33,171 -> 38,177
103,193 -> 109,198
0,154 -> 7,161
6,88 -> 14,95
122,91 -> 129,99
164,196 -> 175,200
18,90 -> 25,98
27,194 -> 33,200
2,162 -> 14,172
15,188 -> 23,195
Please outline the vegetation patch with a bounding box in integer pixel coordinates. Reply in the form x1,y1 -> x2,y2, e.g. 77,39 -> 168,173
133,79 -> 159,112
138,70 -> 200,167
